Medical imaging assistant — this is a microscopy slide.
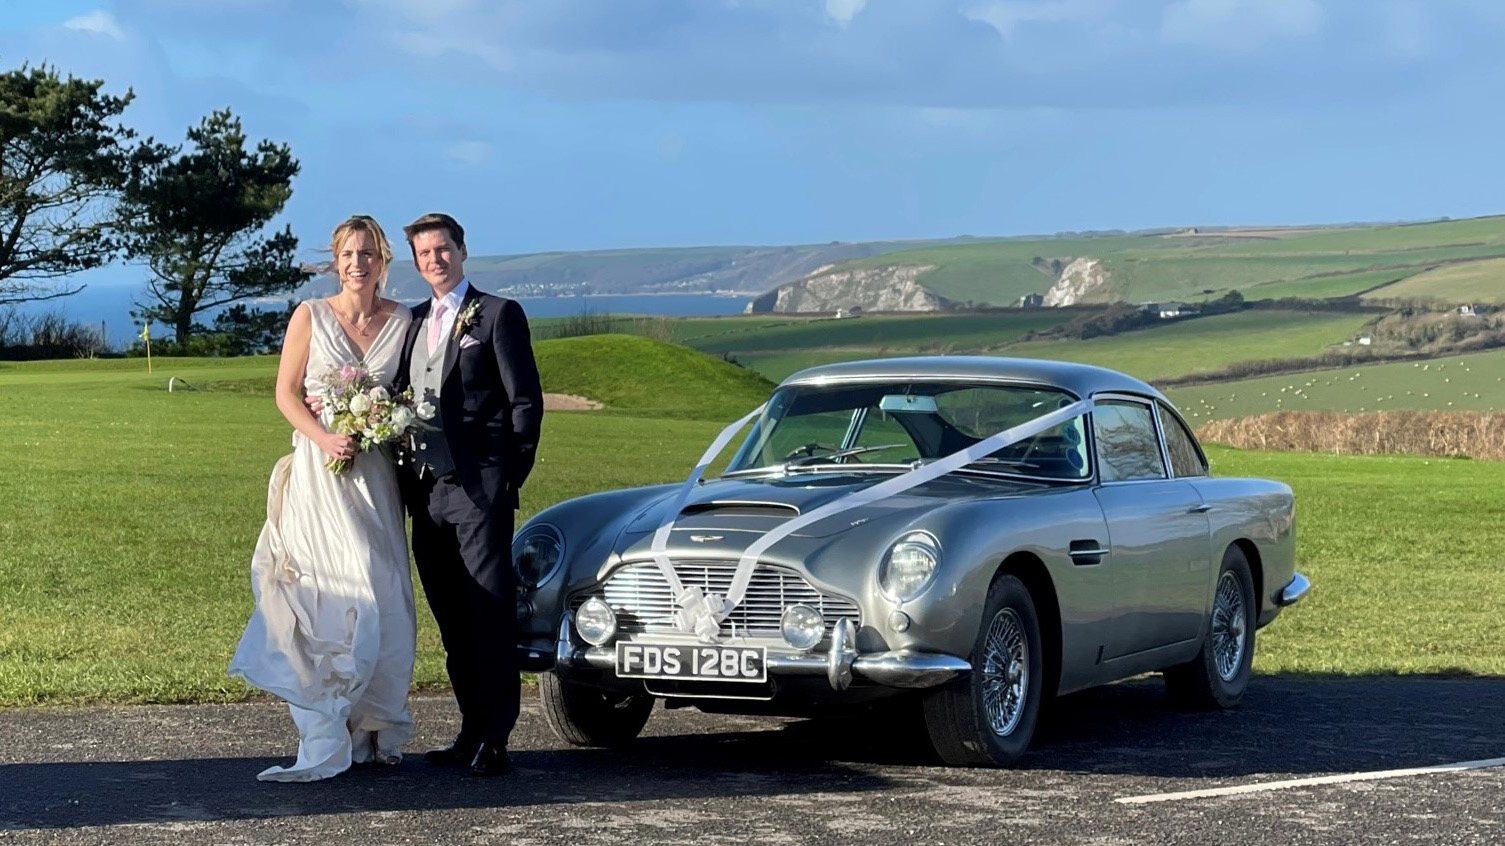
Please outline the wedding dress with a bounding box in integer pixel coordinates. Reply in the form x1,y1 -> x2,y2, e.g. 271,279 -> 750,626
229,299 -> 416,782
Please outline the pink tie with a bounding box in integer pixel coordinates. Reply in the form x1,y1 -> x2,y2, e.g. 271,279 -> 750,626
427,302 -> 447,356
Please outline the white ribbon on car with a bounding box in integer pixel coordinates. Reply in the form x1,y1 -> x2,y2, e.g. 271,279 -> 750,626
648,404 -> 767,642
649,397 -> 1095,643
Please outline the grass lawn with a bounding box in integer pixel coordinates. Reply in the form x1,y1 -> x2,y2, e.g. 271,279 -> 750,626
1,352 -> 1501,705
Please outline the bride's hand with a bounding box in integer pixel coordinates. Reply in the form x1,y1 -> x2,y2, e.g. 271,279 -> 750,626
320,433 -> 359,462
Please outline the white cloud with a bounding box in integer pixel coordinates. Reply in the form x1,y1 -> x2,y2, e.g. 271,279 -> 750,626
63,10 -> 127,40
962,0 -> 1119,38
1161,0 -> 1323,52
824,0 -> 866,26
444,140 -> 491,166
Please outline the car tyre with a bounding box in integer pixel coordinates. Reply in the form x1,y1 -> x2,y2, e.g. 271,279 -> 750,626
922,574 -> 1043,767
1164,545 -> 1256,710
539,671 -> 655,747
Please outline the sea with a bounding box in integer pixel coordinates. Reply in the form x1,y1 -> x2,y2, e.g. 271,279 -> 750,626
8,283 -> 751,348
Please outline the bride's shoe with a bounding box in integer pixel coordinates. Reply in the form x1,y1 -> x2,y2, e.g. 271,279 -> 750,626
370,730 -> 402,766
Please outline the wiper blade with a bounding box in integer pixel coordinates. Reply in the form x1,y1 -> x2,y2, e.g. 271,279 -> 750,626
786,443 -> 907,467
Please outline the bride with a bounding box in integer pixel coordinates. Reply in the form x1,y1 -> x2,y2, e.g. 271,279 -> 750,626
230,215 -> 416,781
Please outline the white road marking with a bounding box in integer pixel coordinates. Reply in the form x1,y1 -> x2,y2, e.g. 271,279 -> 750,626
1116,756 -> 1505,804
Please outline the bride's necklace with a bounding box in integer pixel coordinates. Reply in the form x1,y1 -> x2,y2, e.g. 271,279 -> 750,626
333,301 -> 378,336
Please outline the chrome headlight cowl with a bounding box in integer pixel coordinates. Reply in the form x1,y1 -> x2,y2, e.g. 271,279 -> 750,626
879,531 -> 940,602
513,524 -> 565,588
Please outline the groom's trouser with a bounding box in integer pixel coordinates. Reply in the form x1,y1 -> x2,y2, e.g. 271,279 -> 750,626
409,472 -> 519,747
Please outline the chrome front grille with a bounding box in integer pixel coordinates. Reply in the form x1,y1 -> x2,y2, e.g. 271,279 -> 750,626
572,559 -> 861,638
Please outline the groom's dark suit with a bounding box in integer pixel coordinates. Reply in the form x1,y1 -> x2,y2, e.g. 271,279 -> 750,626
394,282 -> 543,754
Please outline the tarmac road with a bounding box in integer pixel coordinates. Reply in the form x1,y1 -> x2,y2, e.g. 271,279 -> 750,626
2,675 -> 1502,845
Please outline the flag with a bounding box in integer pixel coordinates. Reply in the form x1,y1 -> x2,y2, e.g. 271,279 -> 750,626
140,322 -> 151,342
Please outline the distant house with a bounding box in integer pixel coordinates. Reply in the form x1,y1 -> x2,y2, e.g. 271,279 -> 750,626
1358,336 -> 1373,346
1157,302 -> 1200,319
1018,293 -> 1044,309
834,306 -> 863,319
1459,304 -> 1478,317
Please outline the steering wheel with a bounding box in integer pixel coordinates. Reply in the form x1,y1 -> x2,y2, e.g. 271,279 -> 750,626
783,442 -> 836,460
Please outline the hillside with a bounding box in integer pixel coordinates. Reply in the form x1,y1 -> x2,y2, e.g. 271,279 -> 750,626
534,334 -> 773,420
298,237 -> 1013,303
812,216 -> 1505,309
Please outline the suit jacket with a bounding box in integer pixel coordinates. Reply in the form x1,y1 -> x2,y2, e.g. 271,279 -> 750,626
395,285 -> 544,511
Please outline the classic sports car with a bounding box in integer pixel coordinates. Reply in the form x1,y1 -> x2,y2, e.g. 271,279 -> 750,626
513,356 -> 1308,766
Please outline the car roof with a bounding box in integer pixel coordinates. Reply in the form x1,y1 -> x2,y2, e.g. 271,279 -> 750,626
780,355 -> 1168,403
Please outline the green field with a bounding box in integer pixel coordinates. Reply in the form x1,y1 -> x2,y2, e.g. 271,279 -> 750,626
677,311 -> 1074,355
826,216 -> 1505,307
2,342 -> 1504,706
699,308 -> 1372,384
1364,257 -> 1505,304
1166,349 -> 1505,422
1235,268 -> 1419,301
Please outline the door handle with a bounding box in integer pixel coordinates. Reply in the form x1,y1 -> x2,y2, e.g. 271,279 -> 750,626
1069,539 -> 1110,565
1187,504 -> 1212,514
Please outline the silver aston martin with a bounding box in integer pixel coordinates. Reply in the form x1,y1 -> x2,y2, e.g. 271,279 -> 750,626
513,356 -> 1308,766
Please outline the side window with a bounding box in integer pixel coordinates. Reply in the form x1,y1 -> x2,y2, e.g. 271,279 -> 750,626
1159,404 -> 1208,478
1093,400 -> 1166,482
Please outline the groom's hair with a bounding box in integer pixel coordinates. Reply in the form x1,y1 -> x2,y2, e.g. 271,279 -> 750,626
402,213 -> 466,253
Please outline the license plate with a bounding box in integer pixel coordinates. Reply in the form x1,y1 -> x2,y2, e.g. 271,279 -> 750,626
615,642 -> 767,683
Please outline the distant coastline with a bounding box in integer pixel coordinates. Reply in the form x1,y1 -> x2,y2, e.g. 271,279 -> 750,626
7,285 -> 750,348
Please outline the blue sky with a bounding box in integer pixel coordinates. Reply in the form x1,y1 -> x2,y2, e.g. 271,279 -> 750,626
4,0 -> 1504,261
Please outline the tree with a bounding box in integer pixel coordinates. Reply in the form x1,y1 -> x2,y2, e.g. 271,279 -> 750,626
0,63 -> 162,305
120,109 -> 311,342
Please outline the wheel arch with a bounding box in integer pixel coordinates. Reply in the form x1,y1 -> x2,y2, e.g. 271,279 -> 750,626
1229,538 -> 1264,620
994,551 -> 1061,700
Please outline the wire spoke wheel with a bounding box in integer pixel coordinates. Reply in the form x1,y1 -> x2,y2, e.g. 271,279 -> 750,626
1210,571 -> 1247,682
980,607 -> 1029,737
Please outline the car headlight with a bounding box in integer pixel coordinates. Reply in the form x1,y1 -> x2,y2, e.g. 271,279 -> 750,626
780,604 -> 825,651
879,531 -> 940,602
513,524 -> 564,588
575,597 -> 617,646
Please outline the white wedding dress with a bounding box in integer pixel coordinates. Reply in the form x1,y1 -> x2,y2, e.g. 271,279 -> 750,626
229,299 -> 416,782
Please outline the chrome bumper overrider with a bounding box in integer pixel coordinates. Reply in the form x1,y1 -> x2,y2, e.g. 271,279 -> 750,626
552,612 -> 970,692
1278,571 -> 1311,606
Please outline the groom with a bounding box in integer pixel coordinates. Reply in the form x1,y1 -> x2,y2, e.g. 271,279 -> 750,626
394,212 -> 544,776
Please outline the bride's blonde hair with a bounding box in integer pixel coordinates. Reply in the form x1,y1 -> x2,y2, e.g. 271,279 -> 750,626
329,215 -> 394,290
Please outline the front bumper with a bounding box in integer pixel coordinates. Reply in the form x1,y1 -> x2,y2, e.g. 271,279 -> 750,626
551,612 -> 971,692
1277,571 -> 1311,606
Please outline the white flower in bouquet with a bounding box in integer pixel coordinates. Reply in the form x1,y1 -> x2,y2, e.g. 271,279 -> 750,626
415,400 -> 436,421
315,362 -> 430,474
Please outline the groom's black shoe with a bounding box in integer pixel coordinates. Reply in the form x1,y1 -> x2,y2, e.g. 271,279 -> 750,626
424,737 -> 480,767
468,743 -> 510,777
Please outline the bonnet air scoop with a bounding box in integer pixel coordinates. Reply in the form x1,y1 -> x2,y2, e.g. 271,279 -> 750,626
677,501 -> 801,519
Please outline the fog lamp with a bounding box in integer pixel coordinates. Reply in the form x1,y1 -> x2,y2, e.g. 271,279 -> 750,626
780,604 -> 825,651
576,597 -> 617,646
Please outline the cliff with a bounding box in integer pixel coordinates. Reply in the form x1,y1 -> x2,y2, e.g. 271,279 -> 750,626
744,264 -> 948,313
1042,258 -> 1113,306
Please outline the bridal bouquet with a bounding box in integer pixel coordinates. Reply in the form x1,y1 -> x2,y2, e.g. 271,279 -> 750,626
316,362 -> 435,474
